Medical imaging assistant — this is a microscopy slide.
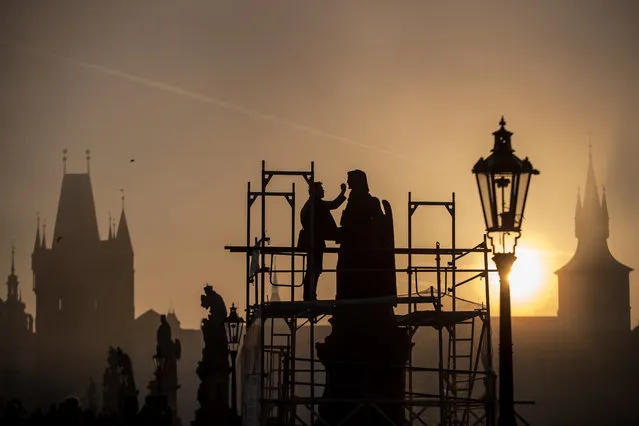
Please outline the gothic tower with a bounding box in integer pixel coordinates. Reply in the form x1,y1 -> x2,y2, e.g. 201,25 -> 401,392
555,150 -> 632,339
32,158 -> 134,404
0,245 -> 35,400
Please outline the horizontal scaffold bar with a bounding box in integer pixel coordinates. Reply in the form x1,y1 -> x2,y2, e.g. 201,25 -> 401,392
257,295 -> 437,318
263,170 -> 312,176
224,245 -> 489,255
260,397 -> 488,406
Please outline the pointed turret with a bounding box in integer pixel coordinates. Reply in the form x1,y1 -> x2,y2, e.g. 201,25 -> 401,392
116,209 -> 132,250
7,243 -> 20,302
33,216 -> 41,252
574,188 -> 582,239
52,173 -> 100,246
582,147 -> 600,209
41,222 -> 48,250
601,186 -> 609,223
574,149 -> 610,244
108,213 -> 113,240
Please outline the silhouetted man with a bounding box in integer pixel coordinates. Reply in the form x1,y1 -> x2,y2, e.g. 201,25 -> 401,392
298,181 -> 347,301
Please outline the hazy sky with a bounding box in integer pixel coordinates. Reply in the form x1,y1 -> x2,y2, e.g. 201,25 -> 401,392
1,1 -> 638,329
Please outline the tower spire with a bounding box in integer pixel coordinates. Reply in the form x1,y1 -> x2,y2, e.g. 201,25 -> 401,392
86,149 -> 91,174
42,219 -> 47,249
7,241 -> 19,301
108,211 -> 113,240
11,241 -> 15,275
116,189 -> 132,250
63,149 -> 68,175
575,146 -> 608,242
34,213 -> 41,251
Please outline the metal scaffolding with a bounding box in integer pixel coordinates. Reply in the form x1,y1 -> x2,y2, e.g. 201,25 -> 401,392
225,161 -> 497,426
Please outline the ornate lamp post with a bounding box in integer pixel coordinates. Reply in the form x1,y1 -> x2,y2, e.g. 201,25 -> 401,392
225,303 -> 245,424
472,117 -> 539,426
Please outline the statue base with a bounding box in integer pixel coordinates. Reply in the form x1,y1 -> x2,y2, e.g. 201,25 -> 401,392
316,304 -> 410,426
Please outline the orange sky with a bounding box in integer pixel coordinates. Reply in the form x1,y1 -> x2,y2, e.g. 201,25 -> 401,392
1,1 -> 638,329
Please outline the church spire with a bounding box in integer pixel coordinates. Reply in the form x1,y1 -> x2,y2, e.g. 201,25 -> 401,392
116,190 -> 132,250
108,212 -> 113,240
601,185 -> 609,222
10,241 -> 15,275
582,144 -> 600,211
52,171 -> 100,246
41,220 -> 47,249
7,242 -> 19,302
33,214 -> 41,252
575,147 -> 608,242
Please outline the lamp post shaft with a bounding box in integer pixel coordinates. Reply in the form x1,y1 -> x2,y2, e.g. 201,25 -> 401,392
231,351 -> 238,422
493,252 -> 517,426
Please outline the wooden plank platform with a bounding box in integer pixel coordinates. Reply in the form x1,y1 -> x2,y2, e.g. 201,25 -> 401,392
395,310 -> 483,328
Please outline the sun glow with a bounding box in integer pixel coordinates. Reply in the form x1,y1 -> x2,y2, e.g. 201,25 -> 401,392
508,247 -> 545,303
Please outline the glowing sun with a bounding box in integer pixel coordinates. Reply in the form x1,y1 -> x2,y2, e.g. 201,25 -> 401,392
507,247 -> 545,303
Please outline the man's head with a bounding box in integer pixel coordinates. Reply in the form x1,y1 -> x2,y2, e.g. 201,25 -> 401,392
309,182 -> 325,199
347,170 -> 369,193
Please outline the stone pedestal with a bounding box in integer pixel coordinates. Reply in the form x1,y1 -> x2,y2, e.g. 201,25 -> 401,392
317,305 -> 410,426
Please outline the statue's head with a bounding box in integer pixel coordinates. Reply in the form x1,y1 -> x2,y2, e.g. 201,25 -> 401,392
160,314 -> 167,324
347,170 -> 369,193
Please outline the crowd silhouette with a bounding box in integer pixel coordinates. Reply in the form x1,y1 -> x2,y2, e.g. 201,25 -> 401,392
0,395 -> 175,426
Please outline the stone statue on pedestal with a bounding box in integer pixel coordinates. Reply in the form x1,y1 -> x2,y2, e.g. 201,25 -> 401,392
149,315 -> 182,426
193,284 -> 231,426
317,169 -> 410,426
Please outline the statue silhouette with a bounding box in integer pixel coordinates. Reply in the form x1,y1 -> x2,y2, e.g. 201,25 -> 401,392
297,181 -> 346,301
317,169 -> 409,426
193,284 -> 231,426
336,169 -> 397,301
150,315 -> 182,426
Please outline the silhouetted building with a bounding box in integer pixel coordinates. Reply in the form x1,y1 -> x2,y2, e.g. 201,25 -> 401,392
32,169 -> 134,405
556,149 -> 632,340
0,246 -> 35,401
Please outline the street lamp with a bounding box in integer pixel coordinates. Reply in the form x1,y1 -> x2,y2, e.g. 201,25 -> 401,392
472,117 -> 539,426
225,303 -> 245,423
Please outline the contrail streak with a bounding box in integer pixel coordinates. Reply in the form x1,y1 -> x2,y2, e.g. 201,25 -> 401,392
0,39 -> 411,162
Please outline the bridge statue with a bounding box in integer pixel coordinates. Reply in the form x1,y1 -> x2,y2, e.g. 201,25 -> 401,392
317,169 -> 410,426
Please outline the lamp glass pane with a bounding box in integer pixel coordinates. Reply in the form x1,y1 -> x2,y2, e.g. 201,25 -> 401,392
476,173 -> 494,229
513,172 -> 531,230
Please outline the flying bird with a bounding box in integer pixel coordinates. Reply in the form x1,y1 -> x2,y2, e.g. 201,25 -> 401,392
130,158 -> 135,163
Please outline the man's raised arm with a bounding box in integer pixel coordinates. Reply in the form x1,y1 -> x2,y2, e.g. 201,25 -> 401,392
325,183 -> 347,210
